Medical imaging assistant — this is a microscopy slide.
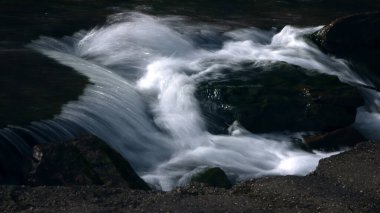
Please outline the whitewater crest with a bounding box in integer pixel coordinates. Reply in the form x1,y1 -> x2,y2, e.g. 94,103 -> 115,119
5,12 -> 378,190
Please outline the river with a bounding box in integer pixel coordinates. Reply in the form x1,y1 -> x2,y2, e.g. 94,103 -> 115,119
1,0 -> 380,190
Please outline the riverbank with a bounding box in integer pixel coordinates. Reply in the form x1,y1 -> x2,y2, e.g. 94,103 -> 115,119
0,141 -> 378,212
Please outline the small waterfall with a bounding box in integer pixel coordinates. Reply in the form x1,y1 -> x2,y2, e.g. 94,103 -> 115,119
2,12 -> 378,190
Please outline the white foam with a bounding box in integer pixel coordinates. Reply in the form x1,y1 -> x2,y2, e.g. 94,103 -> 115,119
29,12 -> 377,190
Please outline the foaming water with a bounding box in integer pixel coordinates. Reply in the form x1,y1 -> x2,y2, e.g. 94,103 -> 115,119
354,88 -> 380,140
17,12 -> 378,190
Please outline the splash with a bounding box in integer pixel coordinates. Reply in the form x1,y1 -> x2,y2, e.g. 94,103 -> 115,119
18,12 -> 375,190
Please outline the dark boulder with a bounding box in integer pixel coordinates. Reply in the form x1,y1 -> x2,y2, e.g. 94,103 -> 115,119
29,140 -> 102,186
196,63 -> 363,134
28,135 -> 150,190
191,167 -> 232,189
311,12 -> 380,89
303,126 -> 366,151
312,11 -> 380,54
70,136 -> 150,189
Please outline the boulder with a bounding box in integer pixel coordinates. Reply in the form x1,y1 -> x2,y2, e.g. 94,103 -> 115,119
191,167 -> 232,189
312,12 -> 380,54
29,140 -> 102,186
311,12 -> 380,89
28,135 -> 150,190
196,63 -> 363,134
303,126 -> 366,151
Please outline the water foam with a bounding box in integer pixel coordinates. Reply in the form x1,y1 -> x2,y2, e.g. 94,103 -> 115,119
23,12 -> 377,190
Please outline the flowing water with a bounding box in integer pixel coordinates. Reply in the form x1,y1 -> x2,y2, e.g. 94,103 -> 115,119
1,1 -> 380,190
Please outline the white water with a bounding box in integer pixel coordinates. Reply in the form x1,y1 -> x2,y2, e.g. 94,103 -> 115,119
24,12 -> 379,190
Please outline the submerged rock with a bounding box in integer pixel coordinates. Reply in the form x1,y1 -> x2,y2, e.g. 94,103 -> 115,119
28,135 -> 150,190
303,126 -> 366,151
196,63 -> 363,134
191,167 -> 232,189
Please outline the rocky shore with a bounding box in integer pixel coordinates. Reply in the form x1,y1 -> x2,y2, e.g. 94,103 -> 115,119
0,140 -> 379,212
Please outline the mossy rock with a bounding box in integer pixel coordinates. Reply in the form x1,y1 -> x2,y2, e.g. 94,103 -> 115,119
191,167 -> 232,189
196,62 -> 363,134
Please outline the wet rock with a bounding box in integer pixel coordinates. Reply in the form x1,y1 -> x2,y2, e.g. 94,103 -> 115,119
196,63 -> 363,133
303,126 -> 366,151
71,136 -> 150,190
311,12 -> 380,89
28,140 -> 102,186
191,167 -> 232,189
312,11 -> 380,54
28,136 -> 150,190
